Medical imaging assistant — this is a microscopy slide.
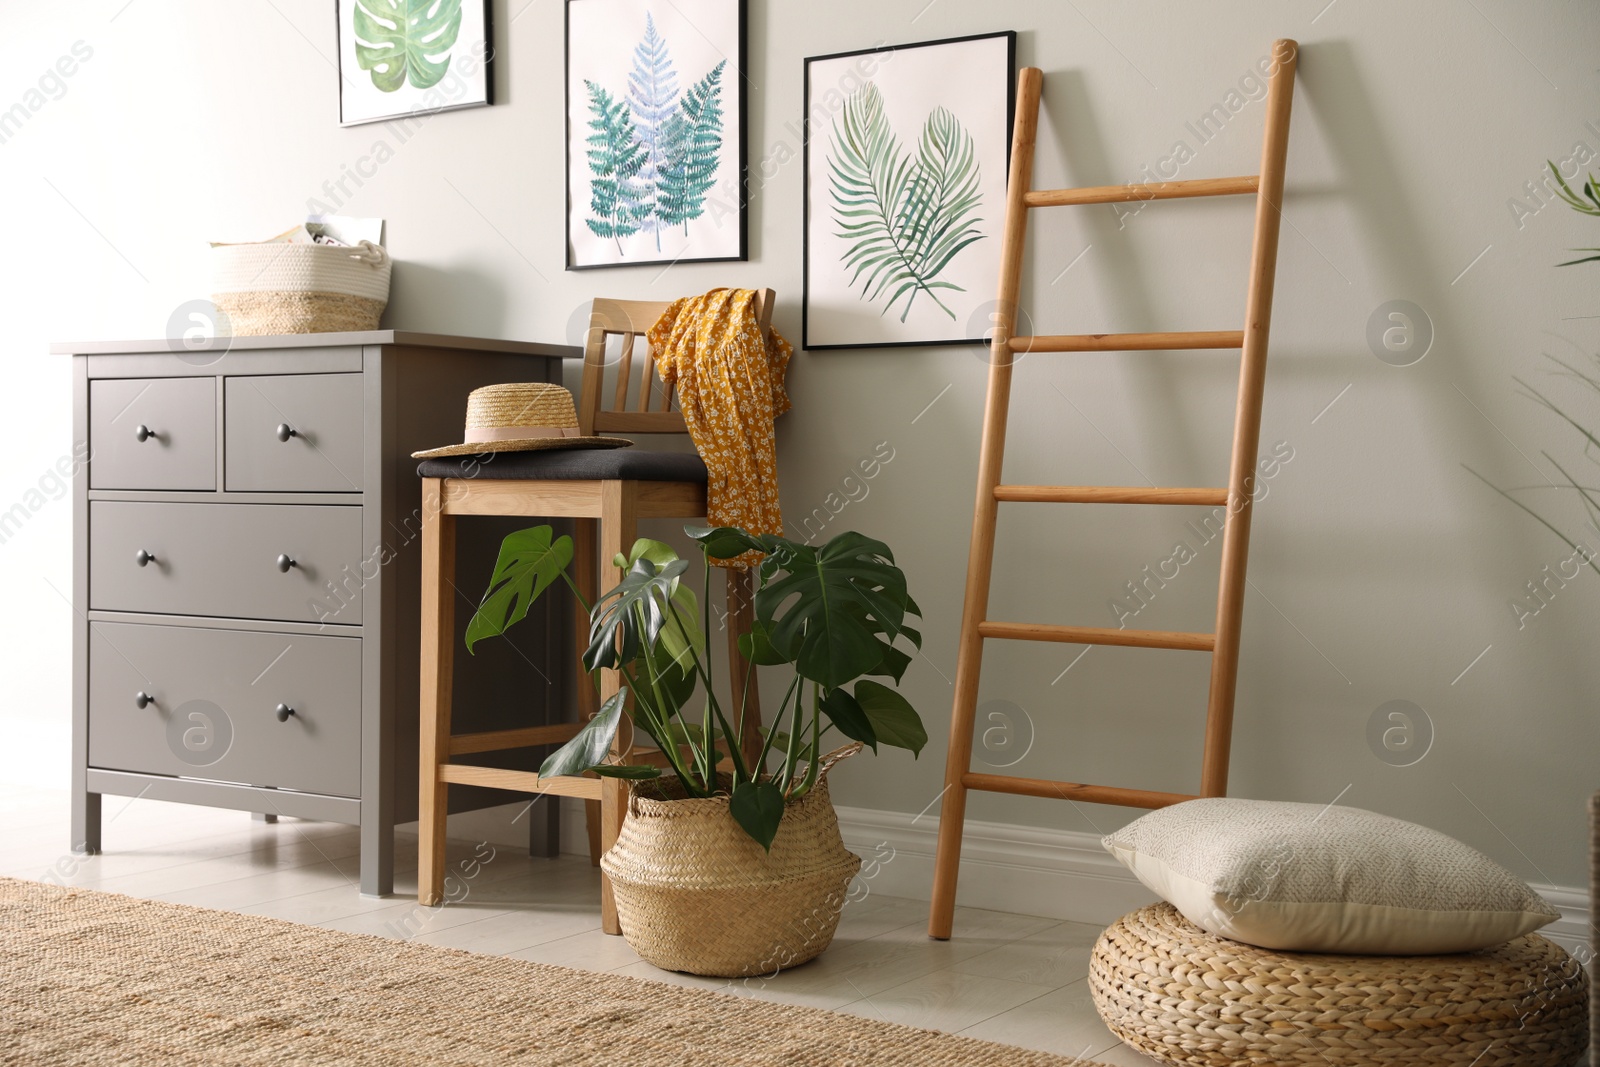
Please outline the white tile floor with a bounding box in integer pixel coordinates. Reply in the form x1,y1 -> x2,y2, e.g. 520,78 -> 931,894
1,786 -> 1159,1064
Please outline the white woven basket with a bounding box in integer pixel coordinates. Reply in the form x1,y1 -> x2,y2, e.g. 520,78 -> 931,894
211,240 -> 392,335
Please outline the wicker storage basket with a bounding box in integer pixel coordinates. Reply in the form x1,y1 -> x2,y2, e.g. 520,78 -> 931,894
1090,903 -> 1589,1067
211,240 -> 391,336
601,775 -> 861,978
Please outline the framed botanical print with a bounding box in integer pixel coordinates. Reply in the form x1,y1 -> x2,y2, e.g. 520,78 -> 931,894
565,0 -> 748,270
803,31 -> 1016,350
336,0 -> 494,127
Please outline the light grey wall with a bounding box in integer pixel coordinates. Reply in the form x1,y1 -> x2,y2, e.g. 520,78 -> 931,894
2,1 -> 1596,888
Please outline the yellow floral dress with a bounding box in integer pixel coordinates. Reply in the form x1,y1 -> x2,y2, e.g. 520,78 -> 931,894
649,288 -> 793,569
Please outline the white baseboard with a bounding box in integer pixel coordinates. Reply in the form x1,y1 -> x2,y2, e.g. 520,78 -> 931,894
459,798 -> 1593,958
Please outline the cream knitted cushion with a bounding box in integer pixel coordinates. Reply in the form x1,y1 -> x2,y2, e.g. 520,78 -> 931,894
1103,798 -> 1560,954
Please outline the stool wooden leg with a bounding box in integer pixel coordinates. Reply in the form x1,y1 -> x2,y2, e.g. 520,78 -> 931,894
419,479 -> 455,908
574,516 -> 604,868
726,567 -> 764,772
598,482 -> 636,936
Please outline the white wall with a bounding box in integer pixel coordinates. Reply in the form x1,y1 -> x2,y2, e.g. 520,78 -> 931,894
2,1 -> 1596,894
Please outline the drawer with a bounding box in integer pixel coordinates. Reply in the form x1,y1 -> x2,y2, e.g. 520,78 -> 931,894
89,377 -> 216,490
88,621 -> 360,797
90,501 -> 364,625
225,374 -> 364,492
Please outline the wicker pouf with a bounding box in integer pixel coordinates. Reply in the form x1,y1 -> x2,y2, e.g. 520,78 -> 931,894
1089,904 -> 1589,1067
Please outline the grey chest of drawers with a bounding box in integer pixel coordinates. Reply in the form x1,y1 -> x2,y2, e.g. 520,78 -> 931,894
59,331 -> 579,895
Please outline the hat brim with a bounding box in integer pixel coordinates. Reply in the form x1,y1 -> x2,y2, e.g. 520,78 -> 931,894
411,436 -> 633,459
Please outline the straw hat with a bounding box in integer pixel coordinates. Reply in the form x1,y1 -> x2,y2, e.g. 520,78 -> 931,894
412,382 -> 632,458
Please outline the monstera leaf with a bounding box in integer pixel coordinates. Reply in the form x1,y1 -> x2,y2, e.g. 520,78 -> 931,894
352,0 -> 464,93
465,526 -> 573,654
615,539 -> 704,668
755,531 -> 910,688
539,690 -> 626,779
584,555 -> 692,672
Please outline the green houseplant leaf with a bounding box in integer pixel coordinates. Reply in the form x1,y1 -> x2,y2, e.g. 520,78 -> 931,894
729,780 -> 786,851
617,539 -> 704,667
820,687 -> 877,752
854,680 -> 927,756
352,0 -> 464,93
756,530 -> 910,688
464,525 -> 573,654
584,556 -> 691,671
539,690 -> 627,779
591,764 -> 664,779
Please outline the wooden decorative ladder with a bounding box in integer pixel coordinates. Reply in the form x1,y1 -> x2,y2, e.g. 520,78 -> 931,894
928,40 -> 1298,940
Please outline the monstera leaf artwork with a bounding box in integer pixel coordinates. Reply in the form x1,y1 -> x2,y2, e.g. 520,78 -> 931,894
353,0 -> 464,93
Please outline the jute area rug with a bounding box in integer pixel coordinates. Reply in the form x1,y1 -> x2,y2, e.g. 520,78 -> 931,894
1,877 -> 1109,1066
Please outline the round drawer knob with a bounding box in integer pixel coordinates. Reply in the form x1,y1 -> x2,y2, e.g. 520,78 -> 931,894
276,423 -> 298,442
135,691 -> 154,709
134,424 -> 158,443
134,549 -> 157,567
276,553 -> 298,573
275,703 -> 296,722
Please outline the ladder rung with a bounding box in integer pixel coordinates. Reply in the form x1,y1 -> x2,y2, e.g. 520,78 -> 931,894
979,621 -> 1215,652
962,772 -> 1196,809
995,485 -> 1227,506
1025,175 -> 1259,208
1010,330 -> 1243,353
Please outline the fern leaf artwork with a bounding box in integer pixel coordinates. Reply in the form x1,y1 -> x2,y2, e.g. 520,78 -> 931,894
828,83 -> 986,322
626,14 -> 681,250
583,81 -> 650,253
658,61 -> 727,233
352,0 -> 464,93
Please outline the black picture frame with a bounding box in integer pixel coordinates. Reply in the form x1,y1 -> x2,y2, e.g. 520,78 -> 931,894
335,0 -> 496,128
802,30 -> 1017,351
564,0 -> 749,271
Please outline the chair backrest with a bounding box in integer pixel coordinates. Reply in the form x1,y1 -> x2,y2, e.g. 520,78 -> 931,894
577,289 -> 776,437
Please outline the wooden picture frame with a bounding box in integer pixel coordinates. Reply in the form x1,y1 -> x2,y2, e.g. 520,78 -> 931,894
803,31 -> 1016,350
336,0 -> 495,128
564,0 -> 749,270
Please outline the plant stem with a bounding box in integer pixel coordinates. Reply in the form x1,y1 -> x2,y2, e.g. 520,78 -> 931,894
781,680 -> 805,791
755,673 -> 802,779
659,585 -> 750,785
795,684 -> 823,799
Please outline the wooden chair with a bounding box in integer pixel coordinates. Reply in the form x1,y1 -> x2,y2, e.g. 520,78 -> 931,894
417,291 -> 774,935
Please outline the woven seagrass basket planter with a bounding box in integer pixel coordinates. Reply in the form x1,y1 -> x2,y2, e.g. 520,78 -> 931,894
601,776 -> 861,978
211,240 -> 391,336
1089,903 -> 1589,1067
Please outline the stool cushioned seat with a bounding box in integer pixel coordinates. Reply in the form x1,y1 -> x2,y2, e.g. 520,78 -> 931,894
1090,903 -> 1589,1067
418,449 -> 707,483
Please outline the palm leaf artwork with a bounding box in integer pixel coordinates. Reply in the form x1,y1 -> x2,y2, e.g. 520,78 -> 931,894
626,14 -> 680,250
352,0 -> 464,93
658,61 -> 727,233
828,83 -> 987,322
584,81 -> 650,252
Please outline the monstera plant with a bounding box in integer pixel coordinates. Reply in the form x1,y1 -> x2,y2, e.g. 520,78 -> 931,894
353,0 -> 463,93
465,524 -> 926,849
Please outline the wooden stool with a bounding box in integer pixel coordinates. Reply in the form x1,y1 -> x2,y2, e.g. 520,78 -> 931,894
416,293 -> 773,935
